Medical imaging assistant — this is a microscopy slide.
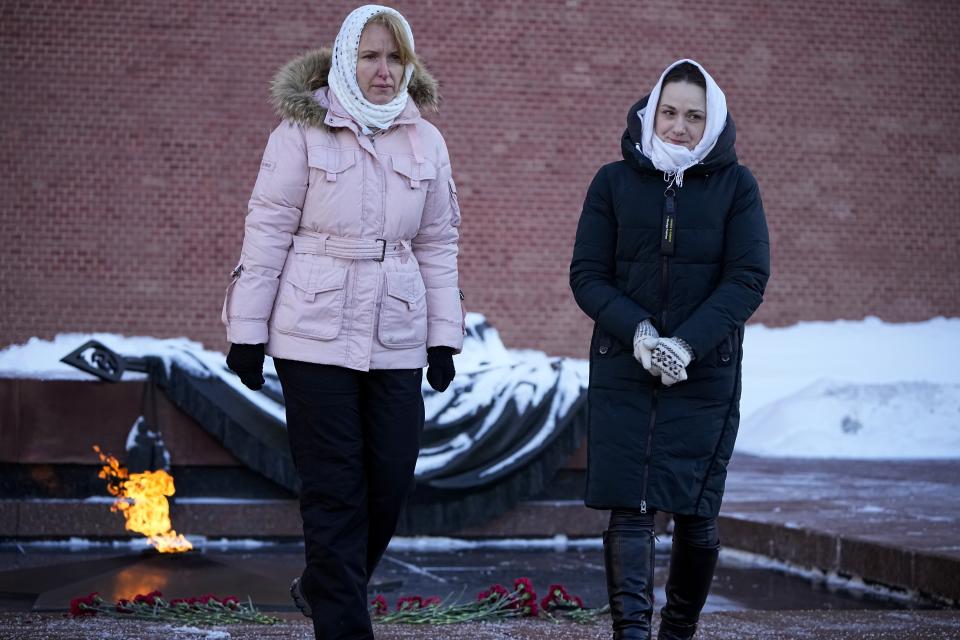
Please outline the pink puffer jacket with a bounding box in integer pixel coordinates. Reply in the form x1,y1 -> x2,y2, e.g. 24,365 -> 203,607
222,49 -> 463,371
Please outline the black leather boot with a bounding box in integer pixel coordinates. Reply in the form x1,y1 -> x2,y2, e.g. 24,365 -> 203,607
603,529 -> 656,640
657,541 -> 719,640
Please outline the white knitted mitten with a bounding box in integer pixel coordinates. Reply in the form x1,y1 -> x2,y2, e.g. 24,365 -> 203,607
632,320 -> 660,371
650,336 -> 694,386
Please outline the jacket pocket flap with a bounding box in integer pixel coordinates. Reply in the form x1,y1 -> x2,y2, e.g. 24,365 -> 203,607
390,155 -> 437,183
289,265 -> 347,295
384,271 -> 426,304
307,146 -> 357,179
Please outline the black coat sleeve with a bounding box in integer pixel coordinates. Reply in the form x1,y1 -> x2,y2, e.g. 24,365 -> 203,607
570,165 -> 655,345
673,166 -> 771,357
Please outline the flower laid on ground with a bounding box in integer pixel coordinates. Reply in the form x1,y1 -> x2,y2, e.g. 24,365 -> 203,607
541,583 -> 583,611
476,577 -> 538,616
365,579 -> 609,625
476,583 -> 510,603
70,593 -> 99,618
503,577 -> 538,617
371,594 -> 389,616
394,596 -> 440,613
133,590 -> 162,606
368,577 -> 542,625
539,583 -> 609,623
69,591 -> 279,625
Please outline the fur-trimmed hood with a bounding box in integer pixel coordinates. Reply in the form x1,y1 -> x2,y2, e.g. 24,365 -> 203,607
269,48 -> 440,128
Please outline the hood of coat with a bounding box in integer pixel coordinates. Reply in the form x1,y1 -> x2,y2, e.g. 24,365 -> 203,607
621,95 -> 738,176
270,48 -> 440,129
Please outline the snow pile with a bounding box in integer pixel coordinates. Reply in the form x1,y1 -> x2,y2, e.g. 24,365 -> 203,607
416,315 -> 588,477
737,317 -> 960,459
738,380 -> 960,458
0,332 -> 288,422
0,333 -> 216,381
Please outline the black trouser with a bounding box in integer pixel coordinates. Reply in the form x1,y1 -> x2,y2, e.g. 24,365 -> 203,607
608,509 -> 719,548
609,508 -> 719,639
276,359 -> 424,640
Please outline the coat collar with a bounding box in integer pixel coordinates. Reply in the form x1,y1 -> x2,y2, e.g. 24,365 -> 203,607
320,86 -> 422,134
270,48 -> 439,130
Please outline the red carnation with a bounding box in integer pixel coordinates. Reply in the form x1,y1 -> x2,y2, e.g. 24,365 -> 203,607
133,590 -> 162,606
396,595 -> 423,610
548,584 -> 569,599
198,594 -> 220,605
221,595 -> 240,608
541,582 -> 586,613
512,577 -> 537,609
69,593 -> 99,617
370,594 -> 389,615
421,596 -> 441,607
513,577 -> 534,593
478,584 -> 509,602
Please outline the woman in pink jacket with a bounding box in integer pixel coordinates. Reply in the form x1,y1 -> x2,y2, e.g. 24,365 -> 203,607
222,5 -> 463,638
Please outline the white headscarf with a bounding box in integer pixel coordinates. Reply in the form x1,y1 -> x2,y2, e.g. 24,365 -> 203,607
637,59 -> 728,188
327,5 -> 416,134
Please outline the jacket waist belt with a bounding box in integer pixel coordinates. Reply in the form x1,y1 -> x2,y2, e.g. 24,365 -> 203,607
293,229 -> 410,261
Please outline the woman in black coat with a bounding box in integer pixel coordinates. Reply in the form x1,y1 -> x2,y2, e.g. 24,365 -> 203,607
570,60 -> 770,640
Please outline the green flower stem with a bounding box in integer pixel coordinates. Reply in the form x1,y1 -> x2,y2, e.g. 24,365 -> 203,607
564,603 -> 610,623
375,587 -> 534,625
80,600 -> 280,626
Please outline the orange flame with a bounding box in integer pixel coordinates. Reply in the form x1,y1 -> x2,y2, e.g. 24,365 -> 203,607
94,445 -> 193,553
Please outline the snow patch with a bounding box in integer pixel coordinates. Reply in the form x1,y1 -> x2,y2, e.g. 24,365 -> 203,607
0,333 -> 215,381
386,534 -> 603,552
738,380 -> 960,459
166,626 -> 230,639
735,317 -> 960,459
416,433 -> 474,475
3,534 -> 610,552
720,546 -> 942,606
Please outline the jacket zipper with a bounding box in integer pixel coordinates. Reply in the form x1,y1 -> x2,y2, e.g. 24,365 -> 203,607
642,189 -> 676,514
640,387 -> 659,514
641,261 -> 668,514
659,256 -> 669,316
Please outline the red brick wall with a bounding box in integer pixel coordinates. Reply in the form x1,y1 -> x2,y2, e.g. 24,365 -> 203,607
2,0 -> 959,358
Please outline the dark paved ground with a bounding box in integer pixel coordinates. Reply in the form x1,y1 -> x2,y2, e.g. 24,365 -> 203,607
1,455 -> 959,637
2,610 -> 960,639
0,544 -> 918,615
719,455 -> 960,604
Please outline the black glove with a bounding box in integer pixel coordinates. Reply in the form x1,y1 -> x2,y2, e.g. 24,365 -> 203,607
426,346 -> 456,392
226,343 -> 265,390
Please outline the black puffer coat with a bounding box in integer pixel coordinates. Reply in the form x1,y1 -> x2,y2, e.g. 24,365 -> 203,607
569,96 -> 770,517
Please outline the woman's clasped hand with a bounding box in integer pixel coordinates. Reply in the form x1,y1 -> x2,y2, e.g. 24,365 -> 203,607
632,323 -> 695,387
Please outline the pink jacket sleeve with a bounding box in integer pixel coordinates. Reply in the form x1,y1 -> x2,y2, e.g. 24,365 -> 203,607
222,121 -> 309,344
414,139 -> 464,352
